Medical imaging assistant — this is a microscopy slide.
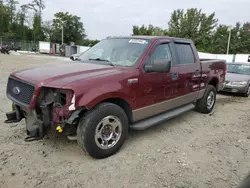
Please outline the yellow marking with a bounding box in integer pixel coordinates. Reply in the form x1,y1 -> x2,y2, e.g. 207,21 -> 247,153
56,126 -> 63,133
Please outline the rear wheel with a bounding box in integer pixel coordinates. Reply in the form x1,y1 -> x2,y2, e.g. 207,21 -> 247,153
195,85 -> 216,114
77,102 -> 128,159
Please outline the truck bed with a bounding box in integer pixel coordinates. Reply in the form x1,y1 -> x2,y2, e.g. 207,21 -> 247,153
200,59 -> 227,91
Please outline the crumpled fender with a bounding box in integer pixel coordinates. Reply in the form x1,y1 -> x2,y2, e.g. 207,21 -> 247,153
75,82 -> 135,110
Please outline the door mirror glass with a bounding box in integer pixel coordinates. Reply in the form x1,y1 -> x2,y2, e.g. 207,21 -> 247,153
145,60 -> 171,73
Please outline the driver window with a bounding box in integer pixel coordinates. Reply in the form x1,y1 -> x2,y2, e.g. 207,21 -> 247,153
151,43 -> 172,62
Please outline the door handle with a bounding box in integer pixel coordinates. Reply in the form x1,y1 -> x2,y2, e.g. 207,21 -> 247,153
144,87 -> 152,93
171,72 -> 178,80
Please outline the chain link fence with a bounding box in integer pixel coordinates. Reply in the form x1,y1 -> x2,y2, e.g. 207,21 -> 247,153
0,37 -> 39,51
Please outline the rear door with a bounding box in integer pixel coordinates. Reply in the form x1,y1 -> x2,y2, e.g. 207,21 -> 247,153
171,41 -> 201,100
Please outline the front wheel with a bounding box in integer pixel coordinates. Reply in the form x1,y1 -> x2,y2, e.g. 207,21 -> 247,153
77,103 -> 128,159
243,85 -> 250,97
195,85 -> 217,114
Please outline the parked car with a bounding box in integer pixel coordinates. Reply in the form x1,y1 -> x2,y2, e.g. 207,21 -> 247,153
222,62 -> 250,97
70,53 -> 80,61
0,45 -> 10,54
4,36 -> 226,159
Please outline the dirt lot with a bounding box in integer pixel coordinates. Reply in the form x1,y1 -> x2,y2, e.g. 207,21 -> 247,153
1,54 -> 250,188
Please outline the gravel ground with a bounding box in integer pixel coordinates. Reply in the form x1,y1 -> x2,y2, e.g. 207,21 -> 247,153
1,54 -> 250,188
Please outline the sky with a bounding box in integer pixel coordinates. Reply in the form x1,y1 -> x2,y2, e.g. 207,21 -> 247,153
19,0 -> 250,40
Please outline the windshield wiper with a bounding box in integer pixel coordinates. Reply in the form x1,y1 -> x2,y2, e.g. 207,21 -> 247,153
228,71 -> 240,74
88,58 -> 115,67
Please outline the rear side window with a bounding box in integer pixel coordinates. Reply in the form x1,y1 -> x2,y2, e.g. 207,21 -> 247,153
175,43 -> 195,64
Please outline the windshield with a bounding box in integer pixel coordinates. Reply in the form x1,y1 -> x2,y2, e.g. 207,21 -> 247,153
78,38 -> 149,67
227,64 -> 250,75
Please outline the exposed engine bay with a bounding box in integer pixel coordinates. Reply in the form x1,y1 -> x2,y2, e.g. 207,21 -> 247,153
5,86 -> 81,142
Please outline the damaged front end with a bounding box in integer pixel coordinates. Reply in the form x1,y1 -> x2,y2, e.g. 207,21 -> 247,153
5,77 -> 82,142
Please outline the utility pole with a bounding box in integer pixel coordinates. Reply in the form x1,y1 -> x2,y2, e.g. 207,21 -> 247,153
61,25 -> 64,45
227,27 -> 232,54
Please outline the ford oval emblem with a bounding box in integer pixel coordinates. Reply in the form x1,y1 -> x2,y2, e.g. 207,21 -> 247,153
12,86 -> 21,95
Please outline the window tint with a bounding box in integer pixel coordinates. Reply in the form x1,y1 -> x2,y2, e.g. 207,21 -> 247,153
175,43 -> 195,64
151,44 -> 172,62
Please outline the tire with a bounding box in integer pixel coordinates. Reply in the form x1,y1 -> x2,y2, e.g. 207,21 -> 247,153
243,85 -> 250,97
238,172 -> 250,188
195,85 -> 217,114
77,102 -> 129,159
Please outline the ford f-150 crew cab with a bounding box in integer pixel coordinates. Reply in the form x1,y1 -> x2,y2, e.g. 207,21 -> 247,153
5,36 -> 226,159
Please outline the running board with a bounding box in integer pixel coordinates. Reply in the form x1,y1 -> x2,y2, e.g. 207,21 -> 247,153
130,103 -> 195,130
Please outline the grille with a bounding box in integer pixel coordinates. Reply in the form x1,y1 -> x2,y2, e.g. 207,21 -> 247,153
7,77 -> 35,106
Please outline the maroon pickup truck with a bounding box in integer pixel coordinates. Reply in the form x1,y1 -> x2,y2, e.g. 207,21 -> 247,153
5,36 -> 226,159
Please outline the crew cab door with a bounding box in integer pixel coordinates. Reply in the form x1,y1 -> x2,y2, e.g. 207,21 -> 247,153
171,41 -> 201,100
133,40 -> 178,121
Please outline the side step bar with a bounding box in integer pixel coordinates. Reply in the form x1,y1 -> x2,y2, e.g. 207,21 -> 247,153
130,103 -> 195,130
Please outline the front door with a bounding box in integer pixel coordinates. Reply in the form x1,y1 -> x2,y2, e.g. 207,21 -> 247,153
133,41 -> 178,121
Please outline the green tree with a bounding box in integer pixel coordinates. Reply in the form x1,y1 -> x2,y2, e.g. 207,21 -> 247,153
210,22 -> 250,54
168,8 -> 218,51
0,0 -> 10,36
25,0 -> 45,41
14,5 -> 29,40
33,14 -> 41,41
80,39 -> 100,47
209,24 -> 229,54
42,20 -> 52,41
51,12 -> 86,44
6,0 -> 19,24
237,22 -> 250,54
132,24 -> 166,36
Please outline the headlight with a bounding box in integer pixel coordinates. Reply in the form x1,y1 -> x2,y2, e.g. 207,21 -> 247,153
231,81 -> 248,85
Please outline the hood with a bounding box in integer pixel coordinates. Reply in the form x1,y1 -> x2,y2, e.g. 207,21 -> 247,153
11,61 -> 120,88
225,72 -> 250,82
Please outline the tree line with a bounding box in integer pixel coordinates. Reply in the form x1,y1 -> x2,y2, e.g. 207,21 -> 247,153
0,0 -> 98,46
1,1 -> 249,53
133,8 -> 250,54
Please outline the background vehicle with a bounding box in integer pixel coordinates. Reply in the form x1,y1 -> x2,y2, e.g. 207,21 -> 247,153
70,53 -> 80,61
0,45 -> 10,54
5,36 -> 226,159
222,62 -> 250,97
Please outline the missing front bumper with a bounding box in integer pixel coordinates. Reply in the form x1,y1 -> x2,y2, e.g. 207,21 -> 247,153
5,106 -> 45,142
5,104 -> 23,123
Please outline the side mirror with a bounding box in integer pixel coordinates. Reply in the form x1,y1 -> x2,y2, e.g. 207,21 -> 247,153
145,59 -> 171,73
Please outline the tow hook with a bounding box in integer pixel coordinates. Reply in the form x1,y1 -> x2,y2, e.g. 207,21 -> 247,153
56,124 -> 64,133
56,124 -> 77,141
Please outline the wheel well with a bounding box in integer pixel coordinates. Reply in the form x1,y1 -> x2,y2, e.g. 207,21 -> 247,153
101,98 -> 133,123
208,78 -> 218,91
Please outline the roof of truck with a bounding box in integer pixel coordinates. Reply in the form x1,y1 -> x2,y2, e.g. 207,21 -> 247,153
107,35 -> 193,42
